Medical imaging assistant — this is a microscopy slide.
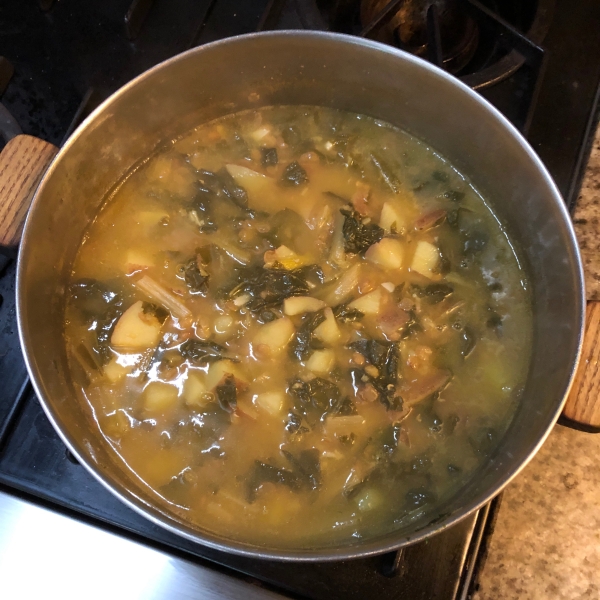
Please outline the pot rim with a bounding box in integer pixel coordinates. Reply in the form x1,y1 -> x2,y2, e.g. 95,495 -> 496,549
16,29 -> 586,562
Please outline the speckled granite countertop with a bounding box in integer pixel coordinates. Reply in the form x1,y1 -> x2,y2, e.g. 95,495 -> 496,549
472,128 -> 600,600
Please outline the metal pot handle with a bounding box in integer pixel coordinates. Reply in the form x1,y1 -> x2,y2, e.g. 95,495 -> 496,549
561,302 -> 600,433
0,134 -> 57,255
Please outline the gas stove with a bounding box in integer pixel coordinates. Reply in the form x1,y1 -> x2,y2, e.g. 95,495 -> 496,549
0,1 -> 599,598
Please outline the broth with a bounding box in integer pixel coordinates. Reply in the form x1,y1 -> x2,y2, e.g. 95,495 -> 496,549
64,106 -> 532,548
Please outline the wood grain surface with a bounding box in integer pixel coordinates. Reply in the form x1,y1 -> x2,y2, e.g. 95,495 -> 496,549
563,301 -> 600,430
0,134 -> 57,252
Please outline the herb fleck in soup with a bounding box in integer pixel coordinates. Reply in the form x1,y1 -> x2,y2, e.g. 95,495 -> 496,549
65,106 -> 532,548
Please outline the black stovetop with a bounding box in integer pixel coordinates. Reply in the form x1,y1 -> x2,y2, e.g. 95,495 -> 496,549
0,1 -> 599,599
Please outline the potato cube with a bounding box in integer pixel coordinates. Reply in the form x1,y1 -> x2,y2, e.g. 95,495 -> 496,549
125,249 -> 155,271
205,360 -> 247,391
305,349 -> 335,374
283,296 -> 326,316
348,287 -> 382,315
252,317 -> 295,355
411,240 -> 440,278
379,201 -> 406,234
225,164 -> 277,212
254,391 -> 285,416
103,358 -> 131,383
365,238 -> 404,270
143,381 -> 179,413
313,308 -> 341,344
183,372 -> 211,407
111,301 -> 163,350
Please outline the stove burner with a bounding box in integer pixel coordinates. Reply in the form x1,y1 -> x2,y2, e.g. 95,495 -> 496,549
319,0 -> 554,89
360,0 -> 479,74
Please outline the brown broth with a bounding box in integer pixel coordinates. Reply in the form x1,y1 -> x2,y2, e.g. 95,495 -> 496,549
64,106 -> 532,548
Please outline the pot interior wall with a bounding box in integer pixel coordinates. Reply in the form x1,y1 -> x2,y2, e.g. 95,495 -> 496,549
18,32 -> 583,557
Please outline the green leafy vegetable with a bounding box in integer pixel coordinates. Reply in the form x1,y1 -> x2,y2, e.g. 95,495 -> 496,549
340,207 -> 384,254
261,147 -> 278,167
280,161 -> 308,186
349,339 -> 401,410
289,310 -> 326,361
216,375 -> 237,413
181,257 -> 209,295
180,339 -> 228,364
226,264 -> 319,313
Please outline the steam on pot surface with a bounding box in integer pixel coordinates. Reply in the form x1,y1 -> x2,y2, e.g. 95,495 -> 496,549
64,105 -> 532,548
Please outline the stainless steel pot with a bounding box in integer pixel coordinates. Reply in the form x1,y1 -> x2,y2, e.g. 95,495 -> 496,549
8,31 -> 585,560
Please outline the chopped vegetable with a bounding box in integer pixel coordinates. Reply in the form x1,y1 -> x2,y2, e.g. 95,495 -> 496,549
410,241 -> 440,278
313,307 -> 341,344
306,348 -> 335,374
261,147 -> 278,167
143,381 -> 179,413
253,317 -> 296,355
341,207 -> 384,254
289,310 -> 326,361
348,287 -> 383,315
365,238 -> 405,270
379,201 -> 405,234
179,338 -> 228,364
135,275 -> 191,320
111,300 -> 164,350
283,296 -> 326,316
280,161 -> 308,186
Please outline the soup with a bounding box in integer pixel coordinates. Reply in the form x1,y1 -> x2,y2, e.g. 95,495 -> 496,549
64,106 -> 532,548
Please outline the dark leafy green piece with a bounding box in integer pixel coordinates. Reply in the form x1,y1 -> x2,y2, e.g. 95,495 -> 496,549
261,147 -> 278,167
289,310 -> 326,361
180,339 -> 228,364
333,302 -> 364,323
226,264 -> 316,313
68,279 -> 124,367
413,283 -> 454,304
340,207 -> 384,254
280,161 -> 308,186
181,257 -> 209,295
216,375 -> 237,413
246,461 -> 301,502
141,302 -> 169,324
288,377 -> 354,425
281,448 -> 321,491
349,339 -> 401,410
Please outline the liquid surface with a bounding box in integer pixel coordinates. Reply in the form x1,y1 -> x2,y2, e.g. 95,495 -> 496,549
65,106 -> 532,548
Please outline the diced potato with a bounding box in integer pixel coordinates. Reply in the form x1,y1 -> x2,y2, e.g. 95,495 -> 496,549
252,317 -> 295,355
265,245 -> 307,270
183,372 -> 211,407
314,307 -> 341,344
348,287 -> 382,315
253,391 -> 285,416
103,358 -> 131,383
250,127 -> 270,142
143,381 -> 179,413
305,349 -> 335,374
379,201 -> 406,234
205,360 -> 247,391
225,164 -> 278,212
355,488 -> 383,512
111,301 -> 163,350
365,238 -> 404,270
125,249 -> 154,271
283,296 -> 326,316
411,240 -> 440,278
